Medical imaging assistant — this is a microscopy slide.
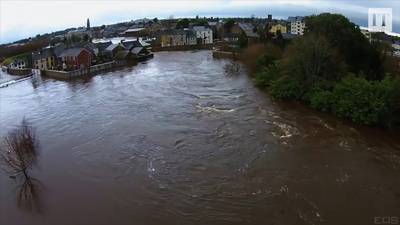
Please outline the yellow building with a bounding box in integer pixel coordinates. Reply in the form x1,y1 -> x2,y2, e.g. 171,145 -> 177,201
269,24 -> 287,35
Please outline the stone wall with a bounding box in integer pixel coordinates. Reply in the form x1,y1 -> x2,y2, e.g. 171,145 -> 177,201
43,68 -> 89,79
43,61 -> 117,79
152,44 -> 213,52
7,68 -> 32,76
212,50 -> 238,60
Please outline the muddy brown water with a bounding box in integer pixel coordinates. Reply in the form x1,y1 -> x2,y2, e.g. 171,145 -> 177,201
1,51 -> 399,225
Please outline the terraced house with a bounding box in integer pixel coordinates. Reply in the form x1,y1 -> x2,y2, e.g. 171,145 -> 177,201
160,29 -> 197,47
32,47 -> 57,70
192,26 -> 213,44
59,48 -> 92,70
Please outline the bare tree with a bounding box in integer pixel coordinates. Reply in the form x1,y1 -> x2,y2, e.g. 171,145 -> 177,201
0,118 -> 38,180
17,176 -> 43,212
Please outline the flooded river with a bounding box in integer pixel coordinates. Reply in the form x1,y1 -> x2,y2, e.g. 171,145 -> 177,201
1,51 -> 399,225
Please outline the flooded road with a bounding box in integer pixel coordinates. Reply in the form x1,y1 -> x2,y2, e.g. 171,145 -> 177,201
1,51 -> 399,225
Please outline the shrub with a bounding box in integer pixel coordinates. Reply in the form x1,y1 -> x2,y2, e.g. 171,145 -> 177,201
309,89 -> 334,112
332,76 -> 391,125
380,77 -> 400,128
254,65 -> 280,88
270,76 -> 302,100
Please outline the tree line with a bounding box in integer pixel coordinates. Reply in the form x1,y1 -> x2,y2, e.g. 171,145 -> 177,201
252,13 -> 400,128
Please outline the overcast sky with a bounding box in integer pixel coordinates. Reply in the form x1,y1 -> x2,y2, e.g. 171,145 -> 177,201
0,0 -> 399,44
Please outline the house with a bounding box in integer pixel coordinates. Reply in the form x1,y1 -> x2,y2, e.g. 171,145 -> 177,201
360,28 -> 372,40
237,23 -> 259,44
192,26 -> 213,44
103,43 -> 126,58
10,59 -> 26,69
159,29 -> 197,47
269,23 -> 287,35
185,30 -> 197,45
121,39 -> 143,50
59,48 -> 92,70
160,30 -> 186,47
66,27 -> 92,40
53,43 -> 66,58
114,50 -> 135,61
84,43 -> 99,57
123,28 -> 148,37
130,46 -> 153,61
223,33 -> 239,43
94,41 -> 113,56
288,16 -> 305,35
207,21 -> 221,40
32,47 -> 57,70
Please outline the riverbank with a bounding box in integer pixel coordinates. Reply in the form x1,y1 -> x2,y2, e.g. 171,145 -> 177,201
236,14 -> 400,129
152,44 -> 213,52
0,72 -> 32,88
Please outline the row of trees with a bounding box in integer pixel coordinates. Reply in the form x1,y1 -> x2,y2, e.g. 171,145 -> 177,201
253,13 -> 400,128
175,18 -> 209,29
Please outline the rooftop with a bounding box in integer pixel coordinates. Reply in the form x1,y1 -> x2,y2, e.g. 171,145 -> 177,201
288,16 -> 305,22
238,23 -> 259,38
59,48 -> 87,57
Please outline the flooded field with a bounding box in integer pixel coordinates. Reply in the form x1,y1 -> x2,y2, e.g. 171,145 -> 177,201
1,51 -> 399,225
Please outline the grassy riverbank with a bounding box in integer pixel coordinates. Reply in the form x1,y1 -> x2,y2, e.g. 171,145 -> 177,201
244,13 -> 400,128
0,52 -> 31,66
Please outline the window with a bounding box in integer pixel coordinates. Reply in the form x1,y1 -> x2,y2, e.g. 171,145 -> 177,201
373,13 -> 376,26
382,14 -> 386,26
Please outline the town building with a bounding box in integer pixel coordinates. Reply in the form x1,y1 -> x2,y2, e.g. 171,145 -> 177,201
192,26 -> 213,44
59,48 -> 92,70
10,59 -> 26,69
123,28 -> 148,37
121,39 -> 144,50
237,23 -> 259,44
159,29 -> 197,47
207,21 -> 221,40
94,41 -> 113,56
269,23 -> 287,35
288,16 -> 305,35
32,47 -> 57,70
103,43 -> 126,58
66,27 -> 92,40
130,46 -> 152,61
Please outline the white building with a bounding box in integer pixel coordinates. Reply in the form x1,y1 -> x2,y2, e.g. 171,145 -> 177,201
9,60 -> 26,69
288,16 -> 305,35
368,8 -> 392,33
192,26 -> 213,44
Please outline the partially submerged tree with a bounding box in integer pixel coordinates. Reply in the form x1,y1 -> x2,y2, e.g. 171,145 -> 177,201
0,118 -> 38,180
17,176 -> 43,212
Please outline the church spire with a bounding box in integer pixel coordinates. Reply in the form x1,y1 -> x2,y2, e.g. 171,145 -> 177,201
87,18 -> 90,30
